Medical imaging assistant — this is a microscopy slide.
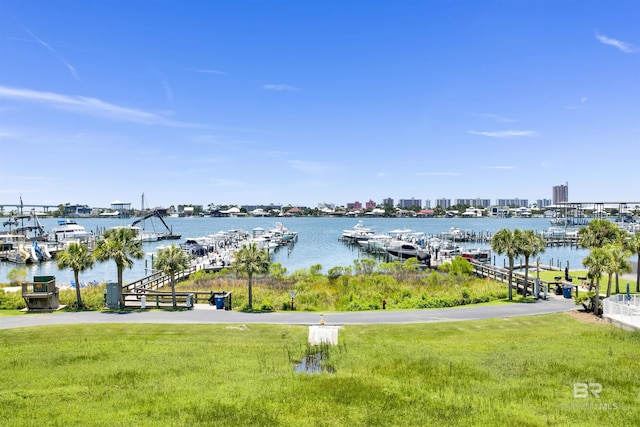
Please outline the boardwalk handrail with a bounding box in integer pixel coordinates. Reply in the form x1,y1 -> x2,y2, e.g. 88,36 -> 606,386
470,261 -> 565,297
123,266 -> 198,293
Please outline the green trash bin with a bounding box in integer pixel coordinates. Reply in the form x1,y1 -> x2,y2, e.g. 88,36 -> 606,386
562,286 -> 573,299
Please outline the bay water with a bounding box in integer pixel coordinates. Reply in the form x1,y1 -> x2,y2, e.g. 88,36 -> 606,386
1,216 -> 590,285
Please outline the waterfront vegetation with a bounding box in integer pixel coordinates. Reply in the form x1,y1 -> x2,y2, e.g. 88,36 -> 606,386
0,314 -> 638,426
184,257 -> 511,312
0,283 -> 106,311
1,255 -> 637,312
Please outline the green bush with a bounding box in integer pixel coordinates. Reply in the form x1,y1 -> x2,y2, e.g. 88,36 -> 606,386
0,289 -> 26,310
167,265 -> 510,313
259,300 -> 274,312
58,284 -> 107,310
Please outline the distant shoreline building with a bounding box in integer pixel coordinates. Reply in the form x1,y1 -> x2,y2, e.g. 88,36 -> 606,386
496,198 -> 528,208
553,183 -> 569,205
399,198 -> 422,209
347,201 -> 363,210
436,198 -> 452,209
455,198 -> 491,208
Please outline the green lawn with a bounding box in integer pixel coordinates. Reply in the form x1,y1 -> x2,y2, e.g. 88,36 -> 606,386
1,314 -> 638,426
526,269 -> 638,293
0,309 -> 21,317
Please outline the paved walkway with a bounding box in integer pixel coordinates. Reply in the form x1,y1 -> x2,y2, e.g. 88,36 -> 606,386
0,296 -> 577,330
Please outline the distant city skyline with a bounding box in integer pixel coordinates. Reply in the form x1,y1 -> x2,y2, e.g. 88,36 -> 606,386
1,1 -> 638,207
6,182 -> 640,212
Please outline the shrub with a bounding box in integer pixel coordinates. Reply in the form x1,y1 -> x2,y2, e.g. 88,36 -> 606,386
259,300 -> 274,312
0,288 -> 26,310
309,264 -> 323,275
7,268 -> 27,285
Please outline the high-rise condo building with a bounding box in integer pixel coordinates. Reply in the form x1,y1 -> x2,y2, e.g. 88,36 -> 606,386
552,183 -> 569,205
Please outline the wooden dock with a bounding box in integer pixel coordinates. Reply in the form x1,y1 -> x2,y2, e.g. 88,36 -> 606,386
470,261 -> 581,298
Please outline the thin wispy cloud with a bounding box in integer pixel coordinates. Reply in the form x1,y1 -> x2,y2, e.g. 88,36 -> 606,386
16,19 -> 80,81
210,178 -> 246,187
565,97 -> 588,110
190,156 -> 229,164
478,113 -> 517,123
467,130 -> 538,138
482,166 -> 516,170
595,31 -> 636,53
288,160 -> 334,175
263,84 -> 298,91
265,150 -> 295,157
161,79 -> 173,106
192,68 -> 227,75
0,85 -> 199,127
539,160 -> 552,168
416,172 -> 460,176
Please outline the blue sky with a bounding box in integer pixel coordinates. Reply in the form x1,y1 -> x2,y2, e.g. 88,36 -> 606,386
1,0 -> 638,209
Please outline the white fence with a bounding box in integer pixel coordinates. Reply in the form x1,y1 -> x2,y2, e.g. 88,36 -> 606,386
603,294 -> 640,330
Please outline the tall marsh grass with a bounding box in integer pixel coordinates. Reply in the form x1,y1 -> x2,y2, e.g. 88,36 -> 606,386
178,261 -> 507,312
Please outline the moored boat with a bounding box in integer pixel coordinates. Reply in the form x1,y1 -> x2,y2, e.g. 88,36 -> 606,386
385,242 -> 431,264
50,219 -> 92,243
461,248 -> 491,263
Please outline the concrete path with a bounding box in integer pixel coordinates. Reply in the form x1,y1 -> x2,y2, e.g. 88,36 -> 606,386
0,296 -> 576,330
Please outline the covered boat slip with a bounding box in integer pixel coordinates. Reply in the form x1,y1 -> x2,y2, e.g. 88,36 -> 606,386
21,275 -> 62,311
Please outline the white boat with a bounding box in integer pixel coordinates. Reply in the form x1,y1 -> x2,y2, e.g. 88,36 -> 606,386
51,219 -> 92,243
357,234 -> 392,253
0,233 -> 25,249
342,221 -> 374,241
385,241 -> 431,263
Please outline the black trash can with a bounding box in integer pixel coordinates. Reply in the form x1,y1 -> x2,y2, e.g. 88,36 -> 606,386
562,286 -> 573,299
214,296 -> 225,310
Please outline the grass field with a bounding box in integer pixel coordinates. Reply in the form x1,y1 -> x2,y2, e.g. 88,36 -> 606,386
0,313 -> 638,426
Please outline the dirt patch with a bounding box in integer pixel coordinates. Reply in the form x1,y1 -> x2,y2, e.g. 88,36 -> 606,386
565,310 -> 607,325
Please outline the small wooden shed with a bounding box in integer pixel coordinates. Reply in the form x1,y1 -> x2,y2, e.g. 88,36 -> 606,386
22,276 -> 60,311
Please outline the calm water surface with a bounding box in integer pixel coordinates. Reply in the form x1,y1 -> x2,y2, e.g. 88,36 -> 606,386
1,216 -> 589,284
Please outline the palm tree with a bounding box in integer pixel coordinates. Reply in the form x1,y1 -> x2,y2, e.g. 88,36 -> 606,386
602,243 -> 631,296
578,219 -> 622,249
583,247 -> 608,315
519,230 -> 546,297
623,233 -> 640,292
491,228 -> 523,301
154,244 -> 191,308
233,242 -> 270,310
56,242 -> 94,309
93,227 -> 145,308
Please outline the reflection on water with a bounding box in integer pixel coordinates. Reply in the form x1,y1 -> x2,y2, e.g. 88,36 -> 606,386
294,350 -> 336,374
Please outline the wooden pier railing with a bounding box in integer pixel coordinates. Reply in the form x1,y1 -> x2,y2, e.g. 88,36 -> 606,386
123,266 -> 198,293
470,261 -> 580,298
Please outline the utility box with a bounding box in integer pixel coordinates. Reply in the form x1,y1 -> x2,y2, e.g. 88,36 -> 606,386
105,282 -> 121,309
